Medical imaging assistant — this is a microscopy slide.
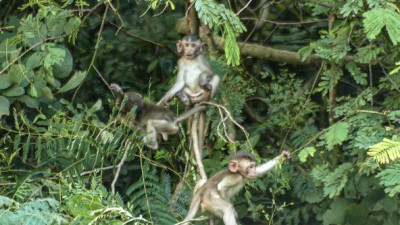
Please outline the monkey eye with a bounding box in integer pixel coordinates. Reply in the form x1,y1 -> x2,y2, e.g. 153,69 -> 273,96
184,43 -> 189,47
191,43 -> 196,47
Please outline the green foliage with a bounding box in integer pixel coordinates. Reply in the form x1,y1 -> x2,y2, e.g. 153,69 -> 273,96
368,138 -> 400,164
363,8 -> 400,45
0,6 -> 81,118
324,122 -> 349,150
376,165 -> 400,197
0,196 -> 68,225
192,0 -> 246,65
298,147 -> 316,163
127,165 -> 177,225
310,34 -> 351,63
316,66 -> 343,95
2,0 -> 400,224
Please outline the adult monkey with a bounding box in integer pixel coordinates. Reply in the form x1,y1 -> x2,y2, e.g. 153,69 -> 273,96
180,151 -> 290,225
158,34 -> 220,181
158,33 -> 220,106
110,83 -> 207,149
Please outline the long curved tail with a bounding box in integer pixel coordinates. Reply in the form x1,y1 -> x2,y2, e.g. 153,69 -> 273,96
180,194 -> 201,225
175,105 -> 207,123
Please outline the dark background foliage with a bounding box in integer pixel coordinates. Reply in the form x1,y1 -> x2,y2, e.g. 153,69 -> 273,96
0,0 -> 400,224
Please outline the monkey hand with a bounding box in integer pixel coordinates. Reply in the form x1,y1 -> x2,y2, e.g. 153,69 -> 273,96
282,151 -> 291,161
204,90 -> 211,101
163,101 -> 170,109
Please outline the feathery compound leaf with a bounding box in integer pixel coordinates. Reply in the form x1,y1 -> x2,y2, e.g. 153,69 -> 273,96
192,0 -> 246,65
368,138 -> 400,164
324,122 -> 349,150
376,165 -> 400,196
363,8 -> 400,45
323,163 -> 353,198
298,147 -> 317,163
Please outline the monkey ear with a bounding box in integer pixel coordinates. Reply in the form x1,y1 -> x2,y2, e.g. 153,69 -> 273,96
176,40 -> 183,53
229,160 -> 239,172
200,43 -> 207,54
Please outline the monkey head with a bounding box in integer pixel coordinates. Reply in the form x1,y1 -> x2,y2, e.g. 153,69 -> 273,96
176,34 -> 206,60
229,151 -> 257,179
120,92 -> 143,114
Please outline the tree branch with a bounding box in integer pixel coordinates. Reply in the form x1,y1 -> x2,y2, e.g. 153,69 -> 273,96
175,18 -> 353,66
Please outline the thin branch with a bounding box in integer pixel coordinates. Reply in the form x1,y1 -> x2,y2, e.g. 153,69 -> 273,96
241,17 -> 328,25
72,3 -> 109,103
111,141 -> 130,194
236,0 -> 253,16
80,165 -> 114,176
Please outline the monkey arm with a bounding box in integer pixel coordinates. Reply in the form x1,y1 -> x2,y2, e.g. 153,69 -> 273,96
157,64 -> 186,105
256,152 -> 287,177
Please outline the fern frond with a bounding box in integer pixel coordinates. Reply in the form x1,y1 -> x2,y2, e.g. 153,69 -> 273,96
368,138 -> 400,164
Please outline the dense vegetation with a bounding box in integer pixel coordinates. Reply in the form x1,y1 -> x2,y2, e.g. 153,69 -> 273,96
1,0 -> 400,224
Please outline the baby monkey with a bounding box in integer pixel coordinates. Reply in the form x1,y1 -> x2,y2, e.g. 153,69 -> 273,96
181,151 -> 290,225
158,34 -> 220,106
110,83 -> 206,149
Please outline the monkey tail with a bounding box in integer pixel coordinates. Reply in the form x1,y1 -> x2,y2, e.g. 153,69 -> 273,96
181,194 -> 201,225
175,105 -> 207,123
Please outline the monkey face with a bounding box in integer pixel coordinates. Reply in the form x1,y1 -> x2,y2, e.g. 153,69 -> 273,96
244,161 -> 257,179
180,40 -> 202,60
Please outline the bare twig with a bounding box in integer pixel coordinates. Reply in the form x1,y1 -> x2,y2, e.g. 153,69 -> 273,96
236,0 -> 253,16
111,141 -> 131,194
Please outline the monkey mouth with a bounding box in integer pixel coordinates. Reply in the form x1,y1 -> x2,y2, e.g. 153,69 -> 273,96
247,174 -> 257,179
186,54 -> 194,59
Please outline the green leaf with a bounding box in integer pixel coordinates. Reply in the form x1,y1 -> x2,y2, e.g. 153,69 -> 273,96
363,8 -> 400,45
53,46 -> 73,78
323,163 -> 353,198
2,85 -> 25,97
15,95 -> 39,108
323,198 -> 352,225
146,60 -> 159,73
298,147 -> 317,163
324,122 -> 350,150
26,52 -> 43,70
43,46 -> 66,69
8,64 -> 26,84
0,74 -> 12,89
58,71 -> 86,93
368,138 -> 400,164
298,46 -> 313,62
0,96 -> 10,118
376,165 -> 400,197
41,86 -> 54,99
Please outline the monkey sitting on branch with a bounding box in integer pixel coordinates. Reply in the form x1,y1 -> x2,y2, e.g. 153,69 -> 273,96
180,151 -> 290,225
110,83 -> 206,149
158,34 -> 220,106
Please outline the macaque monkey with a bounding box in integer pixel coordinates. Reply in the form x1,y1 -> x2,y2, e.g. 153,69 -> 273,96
181,151 -> 290,225
110,83 -> 207,149
158,34 -> 220,106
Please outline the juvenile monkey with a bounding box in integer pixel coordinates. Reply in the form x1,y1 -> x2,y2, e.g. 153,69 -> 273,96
181,151 -> 290,225
158,34 -> 220,106
110,83 -> 206,149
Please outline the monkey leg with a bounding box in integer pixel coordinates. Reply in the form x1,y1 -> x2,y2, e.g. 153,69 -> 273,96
182,194 -> 201,225
145,120 -> 178,149
176,91 -> 191,106
203,199 -> 238,225
209,75 -> 220,99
